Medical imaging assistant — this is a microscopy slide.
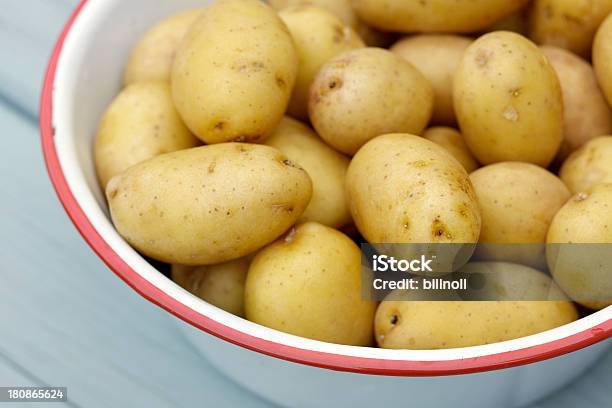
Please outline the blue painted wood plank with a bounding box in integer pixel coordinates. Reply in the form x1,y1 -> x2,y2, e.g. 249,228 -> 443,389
0,352 -> 74,408
0,0 -> 79,119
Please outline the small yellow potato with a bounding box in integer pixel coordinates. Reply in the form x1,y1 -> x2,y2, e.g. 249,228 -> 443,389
171,0 -> 298,144
594,13 -> 612,108
279,6 -> 364,120
245,222 -> 376,346
352,0 -> 530,33
346,134 -> 481,244
529,0 -> 612,57
423,127 -> 479,173
106,143 -> 312,265
470,163 -> 571,243
267,0 -> 389,46
540,46 -> 612,158
456,262 -> 574,302
375,263 -> 578,349
310,48 -> 434,156
560,136 -> 612,193
172,257 -> 249,317
94,81 -> 199,188
547,183 -> 612,309
470,162 -> 570,268
454,31 -> 564,167
265,117 -> 351,228
123,9 -> 203,85
391,35 -> 472,125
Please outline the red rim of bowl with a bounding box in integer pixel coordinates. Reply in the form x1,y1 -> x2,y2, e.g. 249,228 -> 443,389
40,0 -> 611,377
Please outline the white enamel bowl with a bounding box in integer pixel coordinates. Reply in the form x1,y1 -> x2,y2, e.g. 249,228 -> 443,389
40,1 -> 611,407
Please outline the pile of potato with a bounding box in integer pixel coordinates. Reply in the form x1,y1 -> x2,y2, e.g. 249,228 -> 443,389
96,0 -> 612,350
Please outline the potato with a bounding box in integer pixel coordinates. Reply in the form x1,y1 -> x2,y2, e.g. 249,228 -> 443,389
172,257 -> 249,316
106,143 -> 312,265
547,183 -> 612,309
267,0 -> 389,47
352,0 -> 530,33
171,0 -> 298,144
529,0 -> 612,57
265,117 -> 351,228
470,162 -> 570,268
594,13 -> 612,108
375,264 -> 578,349
123,9 -> 203,85
391,35 -> 472,125
423,127 -> 479,173
245,222 -> 376,346
279,6 -> 364,120
454,31 -> 564,167
346,134 -> 481,244
456,262 -> 574,302
310,48 -> 434,156
94,81 -> 199,188
540,46 -> 612,158
470,162 -> 571,243
560,136 -> 612,193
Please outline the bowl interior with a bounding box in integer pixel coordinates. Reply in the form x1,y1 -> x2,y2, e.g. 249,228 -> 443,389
50,0 -> 611,367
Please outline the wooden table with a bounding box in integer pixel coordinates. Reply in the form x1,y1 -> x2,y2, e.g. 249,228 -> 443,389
0,1 -> 609,406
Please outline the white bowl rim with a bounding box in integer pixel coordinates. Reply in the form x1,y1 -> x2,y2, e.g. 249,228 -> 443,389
40,0 -> 612,377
